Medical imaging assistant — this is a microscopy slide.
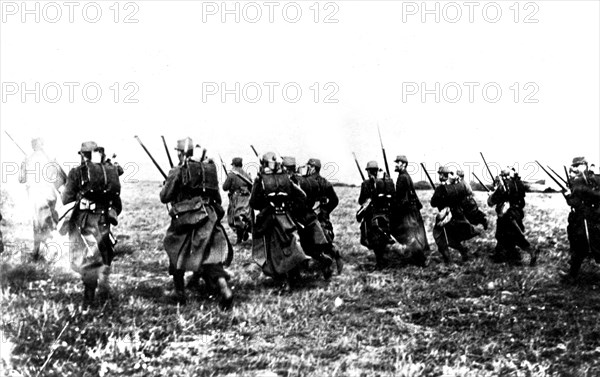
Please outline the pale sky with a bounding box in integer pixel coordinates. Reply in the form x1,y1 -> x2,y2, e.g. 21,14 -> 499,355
1,1 -> 598,188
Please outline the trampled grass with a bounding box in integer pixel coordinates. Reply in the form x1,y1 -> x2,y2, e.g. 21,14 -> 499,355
2,182 -> 600,376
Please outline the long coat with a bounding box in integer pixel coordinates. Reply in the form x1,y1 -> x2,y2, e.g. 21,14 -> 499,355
566,174 -> 600,260
391,171 -> 430,251
250,170 -> 309,277
487,177 -> 529,251
62,162 -> 120,283
223,167 -> 253,231
431,184 -> 478,250
160,161 -> 233,272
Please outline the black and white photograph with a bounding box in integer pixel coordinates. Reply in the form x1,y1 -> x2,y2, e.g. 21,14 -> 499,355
0,1 -> 599,376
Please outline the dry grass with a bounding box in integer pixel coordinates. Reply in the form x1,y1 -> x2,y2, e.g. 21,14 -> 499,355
1,183 -> 600,376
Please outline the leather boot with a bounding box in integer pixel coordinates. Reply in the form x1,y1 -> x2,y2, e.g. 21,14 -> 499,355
217,277 -> 233,310
83,282 -> 97,308
169,271 -> 186,305
97,265 -> 111,301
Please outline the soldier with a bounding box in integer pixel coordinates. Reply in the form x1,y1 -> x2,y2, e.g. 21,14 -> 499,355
391,155 -> 428,266
223,157 -> 253,244
160,138 -> 234,309
61,141 -> 121,307
281,156 -> 334,280
250,153 -> 310,291
455,169 -> 488,230
430,166 -> 479,263
561,157 -> 600,281
486,169 -> 532,265
304,158 -> 343,273
0,212 -> 4,254
19,137 -> 66,260
358,161 -> 410,268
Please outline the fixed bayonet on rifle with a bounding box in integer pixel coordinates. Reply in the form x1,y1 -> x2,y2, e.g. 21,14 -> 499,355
547,165 -> 568,187
250,145 -> 260,158
218,154 -> 228,176
352,152 -> 366,181
134,136 -> 167,180
480,152 -> 505,191
377,124 -> 391,178
420,163 -> 436,190
535,160 -> 566,192
161,135 -> 174,169
472,172 -> 490,192
4,131 -> 27,155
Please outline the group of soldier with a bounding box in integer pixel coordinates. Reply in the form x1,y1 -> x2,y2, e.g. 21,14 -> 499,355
1,136 -> 599,311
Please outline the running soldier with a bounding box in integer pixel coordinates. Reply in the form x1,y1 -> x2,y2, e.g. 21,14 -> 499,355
486,169 -> 532,265
61,141 -> 121,307
357,161 -> 410,268
250,153 -> 310,291
456,169 -> 488,230
561,157 -> 600,281
160,138 -> 234,309
282,156 -> 334,280
223,157 -> 253,244
305,158 -> 343,273
19,138 -> 67,260
430,166 -> 479,263
391,155 -> 428,266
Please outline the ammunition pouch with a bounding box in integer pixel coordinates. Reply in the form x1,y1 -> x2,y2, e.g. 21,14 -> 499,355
169,197 -> 210,226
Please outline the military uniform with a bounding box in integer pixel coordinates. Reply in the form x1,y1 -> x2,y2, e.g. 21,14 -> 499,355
391,155 -> 429,265
250,154 -> 309,286
223,157 -> 253,244
160,138 -> 234,308
456,170 -> 488,230
305,158 -> 342,273
19,138 -> 66,259
61,141 -> 121,306
282,157 -> 334,280
358,161 -> 409,268
487,170 -> 531,265
564,157 -> 600,278
0,212 -> 4,254
430,167 -> 478,263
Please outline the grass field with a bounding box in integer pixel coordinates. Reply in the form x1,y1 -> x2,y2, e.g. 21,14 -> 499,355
2,182 -> 600,376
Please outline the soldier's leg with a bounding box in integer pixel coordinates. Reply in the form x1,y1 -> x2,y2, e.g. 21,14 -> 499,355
169,269 -> 186,305
32,226 -> 42,260
200,264 -> 233,310
433,226 -> 450,263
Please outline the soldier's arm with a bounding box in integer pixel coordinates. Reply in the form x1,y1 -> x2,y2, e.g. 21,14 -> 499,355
160,167 -> 180,204
396,175 -> 412,208
430,186 -> 446,209
223,173 -> 234,191
324,182 -> 339,213
358,181 -> 370,205
61,168 -> 80,205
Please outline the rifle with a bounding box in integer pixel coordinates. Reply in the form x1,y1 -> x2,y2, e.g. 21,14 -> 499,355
161,135 -> 174,169
377,124 -> 391,177
420,163 -> 436,190
218,154 -> 228,176
472,172 -> 491,192
547,165 -> 568,187
4,131 -> 27,155
564,166 -> 571,189
480,152 -> 505,190
250,145 -> 260,158
352,152 -> 366,181
134,136 -> 167,180
535,160 -> 566,192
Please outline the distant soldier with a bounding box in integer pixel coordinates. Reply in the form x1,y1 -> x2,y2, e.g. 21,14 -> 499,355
61,141 -> 121,307
223,157 -> 253,244
358,161 -> 410,268
391,155 -> 428,266
305,158 -> 343,273
0,212 -> 4,254
19,137 -> 67,260
250,153 -> 309,291
486,169 -> 532,265
160,138 -> 234,309
282,156 -> 333,280
455,169 -> 488,230
561,157 -> 600,281
430,166 -> 478,263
